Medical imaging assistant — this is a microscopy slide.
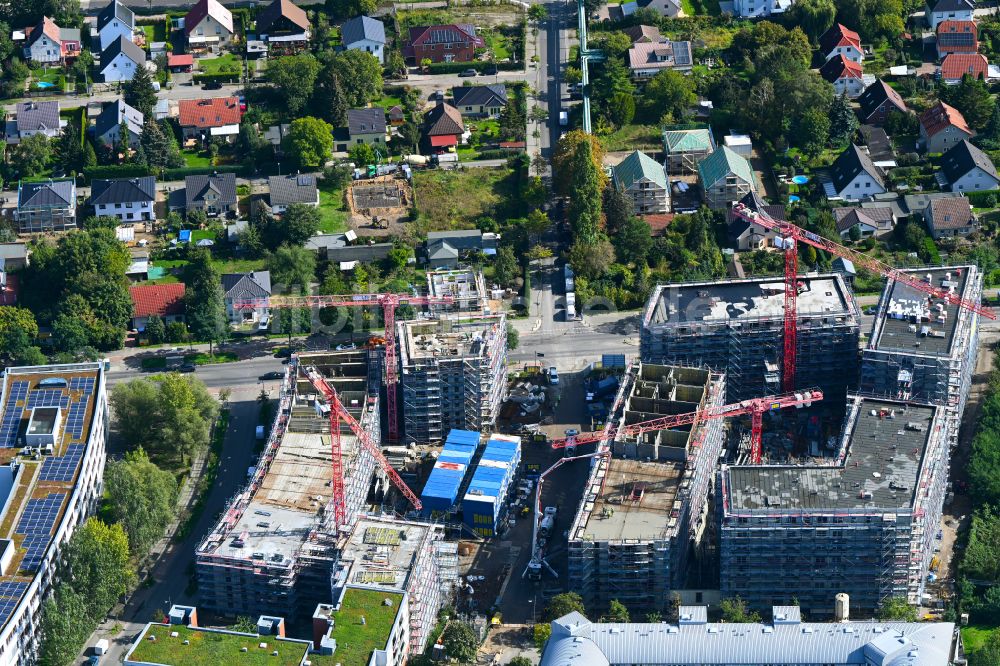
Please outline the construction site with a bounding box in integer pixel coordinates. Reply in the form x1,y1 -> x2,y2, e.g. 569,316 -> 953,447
346,175 -> 413,237
426,269 -> 489,314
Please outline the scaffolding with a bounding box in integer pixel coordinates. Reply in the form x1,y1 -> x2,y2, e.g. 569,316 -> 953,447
426,270 -> 489,314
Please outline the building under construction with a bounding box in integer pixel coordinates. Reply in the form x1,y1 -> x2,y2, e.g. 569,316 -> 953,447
567,363 -> 727,612
640,275 -> 861,402
719,394 -> 953,617
195,351 -> 387,619
426,269 -> 489,314
398,314 -> 508,445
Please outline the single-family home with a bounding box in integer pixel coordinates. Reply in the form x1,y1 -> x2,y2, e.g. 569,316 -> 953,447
833,206 -> 894,238
424,103 -> 465,152
388,105 -> 405,125
15,179 -> 76,233
724,191 -> 783,250
611,150 -> 670,215
0,243 -> 30,271
936,20 -> 978,57
167,53 -> 194,72
724,133 -> 752,157
178,97 -> 242,143
305,232 -> 394,263
127,249 -> 149,281
268,174 -> 319,215
627,40 -> 693,78
342,16 -> 386,64
222,271 -> 271,325
731,0 -> 794,17
346,107 -> 386,148
90,177 -> 156,222
94,99 -> 143,149
663,127 -> 714,174
184,173 -> 238,216
184,0 -> 235,48
404,24 -> 484,64
623,24 -> 662,43
820,55 -> 866,98
99,36 -> 147,83
9,101 -> 61,143
22,17 -> 80,64
938,139 -> 1000,192
919,101 -> 974,153
856,79 -> 908,125
828,143 -> 886,201
96,0 -> 136,53
926,0 -> 974,29
426,239 -> 460,269
256,0 -> 309,51
940,53 -> 989,84
636,0 -> 682,17
451,85 -> 508,118
130,283 -> 185,331
698,146 -> 756,210
925,196 -> 977,238
422,229 -> 494,268
819,23 -> 863,63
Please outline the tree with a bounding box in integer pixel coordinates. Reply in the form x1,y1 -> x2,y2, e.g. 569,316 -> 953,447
643,69 -> 696,123
235,120 -> 265,166
528,3 -> 548,20
393,121 -> 420,154
494,246 -> 519,287
284,116 -> 334,168
313,65 -> 348,127
533,623 -> 552,650
386,49 -> 406,78
604,599 -> 630,623
645,611 -> 663,623
613,216 -> 653,266
81,215 -> 119,231
609,91 -> 636,127
231,616 -> 258,633
941,74 -> 994,130
849,224 -> 862,241
795,107 -> 831,156
325,50 -> 383,108
441,621 -> 478,663
140,119 -> 183,169
267,244 -> 316,292
971,630 -> 1000,666
787,0 -> 836,42
499,100 -> 526,142
567,140 -> 605,241
509,658 -> 532,666
506,323 -> 519,349
569,238 -> 615,279
719,596 -> 761,623
349,142 -> 377,167
526,244 -> 552,261
828,93 -> 858,146
123,64 -> 157,118
61,519 -> 135,619
183,248 -> 227,354
260,203 -> 321,251
37,584 -> 91,666
546,592 -> 587,621
877,596 -> 918,621
267,54 -> 320,116
603,185 -> 635,234
0,306 -> 38,349
165,321 -> 188,343
105,448 -> 179,556
552,130 -> 606,196
11,133 -> 51,177
143,315 -> 166,343
56,120 -> 85,173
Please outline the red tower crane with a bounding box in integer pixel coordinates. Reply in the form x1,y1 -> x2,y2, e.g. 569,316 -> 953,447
235,292 -> 455,443
730,203 -> 995,388
550,389 -> 823,464
303,365 -> 423,530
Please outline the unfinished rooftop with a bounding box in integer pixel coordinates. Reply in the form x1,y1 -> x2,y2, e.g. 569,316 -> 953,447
399,315 -> 504,362
426,269 -> 487,312
336,518 -> 436,592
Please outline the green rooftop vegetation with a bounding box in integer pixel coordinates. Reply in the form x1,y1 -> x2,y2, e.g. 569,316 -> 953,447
127,624 -> 310,666
313,588 -> 403,666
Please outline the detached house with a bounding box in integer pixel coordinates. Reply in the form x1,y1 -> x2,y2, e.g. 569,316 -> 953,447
94,99 -> 143,148
698,146 -> 756,210
184,0 -> 234,48
623,25 -> 662,43
833,206 -> 895,238
939,139 -> 1000,192
627,40 -> 693,78
925,196 -> 978,238
724,191 -> 783,250
424,103 -> 465,152
926,0 -> 974,29
919,101 -> 974,153
99,36 -> 147,83
90,177 -> 156,222
636,0 -> 682,17
256,0 -> 309,51
178,97 -> 242,143
611,150 -> 670,215
342,16 -> 386,64
451,85 -> 508,118
15,180 -> 76,233
268,174 -> 319,215
940,53 -> 989,84
856,79 -> 908,125
936,20 -> 978,57
222,271 -> 271,325
184,173 -> 238,216
820,55 -> 866,98
96,0 -> 136,53
9,101 -> 61,143
346,108 -> 386,149
819,24 -> 863,63
22,17 -> 80,64
827,144 -> 886,201
663,127 -> 714,174
130,283 -> 185,331
404,24 -> 484,64
731,0 -> 793,16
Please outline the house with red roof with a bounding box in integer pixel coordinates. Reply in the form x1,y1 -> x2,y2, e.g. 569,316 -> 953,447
178,97 -> 242,144
130,283 -> 186,332
819,23 -> 863,63
820,55 -> 865,98
423,103 -> 466,152
936,20 -> 978,58
167,53 -> 194,72
940,53 -> 989,84
404,24 -> 484,64
184,0 -> 234,48
22,17 -> 80,64
919,101 -> 974,153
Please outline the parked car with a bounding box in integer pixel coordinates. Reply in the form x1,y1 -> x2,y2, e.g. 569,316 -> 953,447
548,367 -> 559,385
179,364 -> 197,373
203,81 -> 223,90
259,371 -> 283,380
459,68 -> 477,77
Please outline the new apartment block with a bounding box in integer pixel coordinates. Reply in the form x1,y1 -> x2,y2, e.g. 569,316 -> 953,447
720,395 -> 953,617
195,351 -> 386,619
398,314 -> 508,445
567,364 -> 727,612
640,275 -> 861,402
426,269 -> 488,314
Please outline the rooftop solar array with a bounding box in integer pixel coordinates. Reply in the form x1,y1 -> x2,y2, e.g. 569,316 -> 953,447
26,390 -> 70,410
65,402 -> 86,440
15,493 -> 65,572
0,582 -> 27,627
0,382 -> 29,448
69,377 -> 94,394
39,445 -> 84,483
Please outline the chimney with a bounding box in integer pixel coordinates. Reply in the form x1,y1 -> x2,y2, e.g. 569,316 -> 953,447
834,593 -> 849,622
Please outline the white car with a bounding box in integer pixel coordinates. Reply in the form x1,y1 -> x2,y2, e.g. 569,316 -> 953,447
335,343 -> 357,351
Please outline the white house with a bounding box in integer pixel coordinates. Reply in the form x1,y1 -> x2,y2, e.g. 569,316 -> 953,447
93,99 -> 143,148
828,144 -> 886,201
636,0 -> 682,17
819,23 -> 863,62
22,17 -> 80,64
939,139 -> 1000,193
341,16 -> 386,64
820,55 -> 866,98
96,0 -> 135,53
99,36 -> 147,82
731,0 -> 794,17
926,0 -> 974,29
222,271 -> 271,325
90,177 -> 156,222
184,0 -> 235,47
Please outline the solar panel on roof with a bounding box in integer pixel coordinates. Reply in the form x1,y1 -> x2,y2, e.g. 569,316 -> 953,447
0,581 -> 26,626
15,493 -> 65,573
0,381 -> 28,447
39,445 -> 85,482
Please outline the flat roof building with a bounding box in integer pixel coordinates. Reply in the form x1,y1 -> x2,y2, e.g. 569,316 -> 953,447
425,269 -> 488,313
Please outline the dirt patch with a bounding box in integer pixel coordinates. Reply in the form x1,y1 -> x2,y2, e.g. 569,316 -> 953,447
345,175 -> 413,238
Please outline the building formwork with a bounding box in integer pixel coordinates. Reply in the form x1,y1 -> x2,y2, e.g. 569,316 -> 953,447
719,395 -> 953,617
426,269 -> 489,314
640,275 -> 861,403
398,314 -> 508,445
567,363 -> 727,612
195,351 -> 386,619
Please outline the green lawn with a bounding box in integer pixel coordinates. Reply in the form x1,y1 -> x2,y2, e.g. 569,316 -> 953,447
198,53 -> 241,75
598,124 -> 662,152
413,167 -> 509,231
187,351 -> 238,365
681,0 -> 697,13
485,32 -> 511,60
963,624 -> 996,654
182,150 -> 213,167
128,624 -> 308,666
318,589 -> 403,666
318,185 -> 348,234
30,68 -> 65,91
376,94 -> 403,110
212,258 -> 267,274
191,229 -> 216,242
140,23 -> 167,42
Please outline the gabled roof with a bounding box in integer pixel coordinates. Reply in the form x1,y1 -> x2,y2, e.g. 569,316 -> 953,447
25,17 -> 62,48
97,0 -> 135,32
427,239 -> 459,260
17,180 -> 74,208
99,35 -> 146,70
927,196 -> 975,229
834,207 -> 879,232
919,101 -> 972,138
833,205 -> 895,232
342,15 -> 386,46
819,23 -> 862,54
94,99 -> 144,139
268,174 -> 318,206
15,101 -> 59,134
185,0 -> 234,35
346,107 -> 386,136
940,139 -> 1000,183
623,24 -> 662,43
830,144 -> 885,193
820,55 -> 864,83
628,41 -> 692,70
663,128 -> 713,153
178,97 -> 242,128
130,283 -> 185,318
407,24 -> 484,48
221,271 -> 271,299
451,84 -> 508,108
425,103 -> 465,136
725,191 -> 785,237
941,52 -> 988,80
167,53 -> 194,67
929,0 -> 974,13
857,79 -> 907,120
936,19 -> 978,44
91,177 -> 156,205
612,150 -> 667,191
185,173 -> 238,208
256,0 -> 309,34
698,146 -> 754,188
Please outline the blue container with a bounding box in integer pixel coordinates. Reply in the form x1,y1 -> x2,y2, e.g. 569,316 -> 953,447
420,430 -> 481,515
462,435 -> 521,536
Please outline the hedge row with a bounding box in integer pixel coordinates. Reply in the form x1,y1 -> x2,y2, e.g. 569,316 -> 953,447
476,148 -> 523,160
965,189 -> 1000,207
426,61 -> 523,75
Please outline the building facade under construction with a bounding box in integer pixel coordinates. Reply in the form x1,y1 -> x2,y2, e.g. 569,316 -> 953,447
426,269 -> 489,314
195,351 -> 387,619
567,363 -> 727,612
398,314 -> 508,445
719,394 -> 953,617
640,275 -> 861,403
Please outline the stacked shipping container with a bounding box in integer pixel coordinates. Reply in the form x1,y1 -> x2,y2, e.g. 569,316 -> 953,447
463,434 -> 521,537
420,429 -> 480,515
